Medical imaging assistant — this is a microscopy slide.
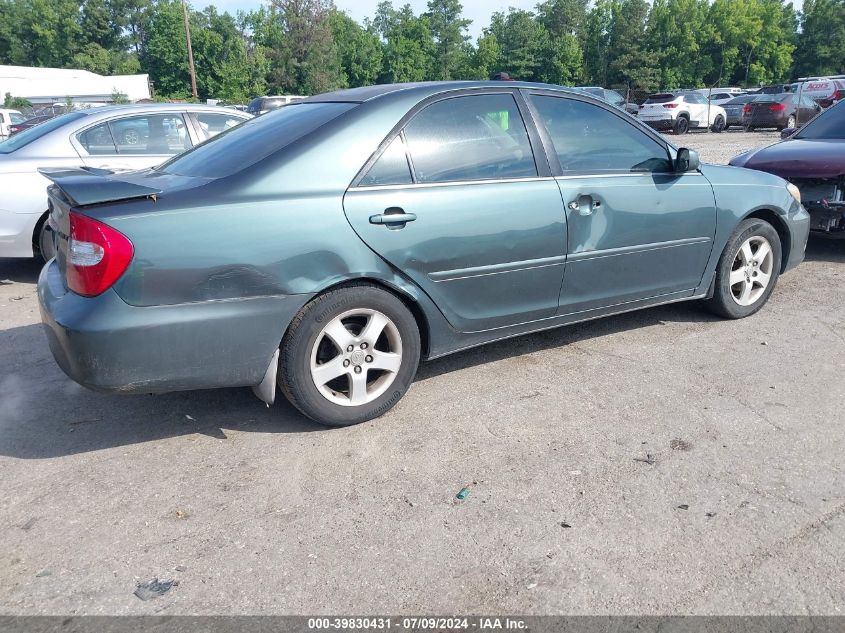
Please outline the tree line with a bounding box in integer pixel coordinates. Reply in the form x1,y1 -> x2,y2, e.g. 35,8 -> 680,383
0,0 -> 843,103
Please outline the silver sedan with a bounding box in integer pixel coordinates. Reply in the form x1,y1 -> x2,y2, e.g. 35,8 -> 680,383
0,103 -> 250,259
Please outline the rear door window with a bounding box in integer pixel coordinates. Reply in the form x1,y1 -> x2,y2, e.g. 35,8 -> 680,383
402,93 -> 537,184
192,112 -> 247,140
360,135 -> 413,186
78,114 -> 192,156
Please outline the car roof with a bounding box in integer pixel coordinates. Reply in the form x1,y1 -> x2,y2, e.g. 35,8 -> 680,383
83,102 -> 241,113
304,81 -> 582,104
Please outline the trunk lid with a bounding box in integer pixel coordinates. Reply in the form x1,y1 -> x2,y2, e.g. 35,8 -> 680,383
39,167 -> 164,284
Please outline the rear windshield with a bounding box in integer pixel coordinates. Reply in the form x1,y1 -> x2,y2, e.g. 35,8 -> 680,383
644,94 -> 676,103
753,94 -> 790,102
725,95 -> 757,105
159,102 -> 356,178
0,111 -> 87,154
795,100 -> 845,139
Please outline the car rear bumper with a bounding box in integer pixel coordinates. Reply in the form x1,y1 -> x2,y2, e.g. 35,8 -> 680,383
743,114 -> 787,128
38,259 -> 308,394
640,118 -> 675,130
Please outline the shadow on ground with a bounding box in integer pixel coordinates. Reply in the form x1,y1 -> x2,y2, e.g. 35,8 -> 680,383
805,236 -> 845,263
0,257 -> 42,284
2,237 -> 837,460
1,298 -> 717,460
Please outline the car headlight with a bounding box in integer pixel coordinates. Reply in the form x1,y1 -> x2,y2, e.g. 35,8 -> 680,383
787,183 -> 801,204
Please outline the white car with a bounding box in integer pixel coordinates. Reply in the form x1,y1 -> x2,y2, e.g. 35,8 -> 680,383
638,92 -> 727,134
0,103 -> 250,259
0,108 -> 25,137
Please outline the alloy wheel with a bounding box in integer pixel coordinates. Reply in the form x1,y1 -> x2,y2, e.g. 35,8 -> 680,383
309,309 -> 403,407
123,128 -> 139,145
729,236 -> 774,306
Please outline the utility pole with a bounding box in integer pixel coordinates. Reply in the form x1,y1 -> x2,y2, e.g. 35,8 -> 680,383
181,0 -> 198,99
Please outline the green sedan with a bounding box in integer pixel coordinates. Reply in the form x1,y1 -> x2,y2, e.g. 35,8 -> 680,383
39,81 -> 810,426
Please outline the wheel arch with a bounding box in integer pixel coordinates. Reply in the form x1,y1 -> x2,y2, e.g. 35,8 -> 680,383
742,208 -> 791,273
283,277 -> 433,358
31,209 -> 50,257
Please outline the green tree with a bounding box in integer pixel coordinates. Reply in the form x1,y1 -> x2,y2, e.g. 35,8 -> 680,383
373,2 -> 436,82
794,0 -> 843,77
330,10 -> 383,87
424,0 -> 471,80
269,0 -> 345,95
607,0 -> 660,90
486,9 -> 548,81
469,32 -> 499,79
141,0 -> 192,99
583,0 -> 613,85
3,92 -> 31,109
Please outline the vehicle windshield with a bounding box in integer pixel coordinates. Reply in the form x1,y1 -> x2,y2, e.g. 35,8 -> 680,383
159,102 -> 356,178
644,94 -> 676,104
0,111 -> 87,154
794,101 -> 845,139
9,112 -> 25,123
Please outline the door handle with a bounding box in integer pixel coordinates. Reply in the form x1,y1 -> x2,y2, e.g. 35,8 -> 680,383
568,195 -> 601,216
369,209 -> 417,227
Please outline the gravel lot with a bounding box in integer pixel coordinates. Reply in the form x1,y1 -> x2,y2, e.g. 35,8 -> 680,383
1,131 -> 843,616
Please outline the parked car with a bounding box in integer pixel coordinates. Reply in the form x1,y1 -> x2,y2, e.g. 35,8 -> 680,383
697,88 -> 748,107
7,114 -> 55,136
793,77 -> 845,108
721,94 -> 758,128
0,108 -> 25,137
575,86 -> 639,114
246,95 -> 306,115
751,84 -> 792,95
638,92 -> 727,133
37,82 -> 809,427
730,99 -> 845,236
741,93 -> 821,131
0,103 -> 250,260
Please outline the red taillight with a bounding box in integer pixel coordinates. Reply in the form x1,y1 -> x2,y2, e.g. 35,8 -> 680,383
9,125 -> 20,133
66,211 -> 134,297
743,104 -> 753,114
768,103 -> 786,111
663,103 -> 678,109
833,90 -> 845,101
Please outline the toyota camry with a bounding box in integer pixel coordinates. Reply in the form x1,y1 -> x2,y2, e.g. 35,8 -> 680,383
38,82 -> 810,426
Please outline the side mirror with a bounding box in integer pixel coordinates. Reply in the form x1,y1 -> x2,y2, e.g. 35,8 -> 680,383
780,127 -> 797,139
675,148 -> 700,172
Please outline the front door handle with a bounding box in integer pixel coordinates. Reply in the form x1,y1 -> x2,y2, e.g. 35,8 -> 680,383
568,195 -> 601,216
369,208 -> 417,227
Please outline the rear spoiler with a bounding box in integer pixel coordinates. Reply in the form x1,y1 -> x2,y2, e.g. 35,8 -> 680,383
38,167 -> 162,208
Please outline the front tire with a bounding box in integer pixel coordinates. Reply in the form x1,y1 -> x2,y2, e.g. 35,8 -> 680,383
278,284 -> 421,426
710,115 -> 725,133
705,218 -> 782,319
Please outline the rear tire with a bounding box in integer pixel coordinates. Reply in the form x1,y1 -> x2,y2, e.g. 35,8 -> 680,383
705,218 -> 782,319
744,125 -> 755,132
36,214 -> 55,263
674,116 -> 690,134
278,284 -> 421,427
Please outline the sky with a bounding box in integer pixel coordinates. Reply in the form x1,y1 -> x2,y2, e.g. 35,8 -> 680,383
208,0 -> 538,39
